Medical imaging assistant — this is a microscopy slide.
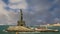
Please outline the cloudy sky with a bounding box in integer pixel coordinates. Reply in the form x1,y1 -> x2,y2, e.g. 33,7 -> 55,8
0,0 -> 60,26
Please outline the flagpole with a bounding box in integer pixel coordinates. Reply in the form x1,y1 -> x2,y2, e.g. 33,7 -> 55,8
16,32 -> 19,34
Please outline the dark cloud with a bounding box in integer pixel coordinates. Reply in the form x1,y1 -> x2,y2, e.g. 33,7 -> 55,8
24,0 -> 60,25
2,0 -> 9,5
0,0 -> 60,26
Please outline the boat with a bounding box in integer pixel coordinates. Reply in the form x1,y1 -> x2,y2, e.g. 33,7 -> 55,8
34,28 -> 59,32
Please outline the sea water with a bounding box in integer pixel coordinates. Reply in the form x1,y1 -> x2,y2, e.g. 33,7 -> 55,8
0,25 -> 60,34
